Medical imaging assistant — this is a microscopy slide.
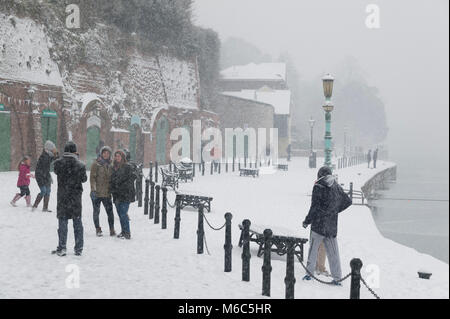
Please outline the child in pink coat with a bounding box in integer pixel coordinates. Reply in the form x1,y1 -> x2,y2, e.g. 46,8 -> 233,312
11,156 -> 35,207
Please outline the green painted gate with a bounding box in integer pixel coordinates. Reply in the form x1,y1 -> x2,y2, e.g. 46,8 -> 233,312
0,107 -> 11,171
129,124 -> 138,163
87,125 -> 100,169
156,116 -> 168,164
41,109 -> 58,146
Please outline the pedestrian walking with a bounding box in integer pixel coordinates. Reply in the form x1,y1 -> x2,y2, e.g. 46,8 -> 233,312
110,150 -> 136,239
302,166 -> 352,285
52,142 -> 87,257
10,156 -> 35,207
373,148 -> 378,169
367,149 -> 372,168
32,141 -> 58,212
90,146 -> 116,237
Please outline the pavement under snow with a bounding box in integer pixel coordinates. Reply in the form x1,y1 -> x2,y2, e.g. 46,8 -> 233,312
0,158 -> 448,299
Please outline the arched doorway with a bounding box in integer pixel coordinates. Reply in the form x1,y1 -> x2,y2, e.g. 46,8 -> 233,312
156,116 -> 168,164
86,115 -> 101,169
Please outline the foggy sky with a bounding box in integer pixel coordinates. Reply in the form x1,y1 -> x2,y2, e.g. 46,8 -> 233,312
193,0 -> 449,169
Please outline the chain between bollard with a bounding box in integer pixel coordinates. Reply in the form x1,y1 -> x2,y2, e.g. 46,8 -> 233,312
360,277 -> 381,299
200,210 -> 227,231
296,254 -> 351,285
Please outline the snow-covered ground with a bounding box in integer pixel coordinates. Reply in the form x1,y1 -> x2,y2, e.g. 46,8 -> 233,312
0,158 -> 448,299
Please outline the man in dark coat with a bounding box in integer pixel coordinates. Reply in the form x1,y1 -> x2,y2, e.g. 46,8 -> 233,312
373,148 -> 378,169
302,166 -> 352,284
52,141 -> 87,256
33,140 -> 58,212
367,149 -> 372,168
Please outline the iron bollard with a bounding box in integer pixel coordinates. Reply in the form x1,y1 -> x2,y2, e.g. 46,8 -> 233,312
350,258 -> 363,299
232,157 -> 235,172
218,162 -> 221,174
197,205 -> 205,254
149,161 -> 153,182
284,239 -> 296,299
210,161 -> 213,175
242,219 -> 251,282
224,213 -> 233,272
202,161 -> 205,176
349,182 -> 354,201
137,171 -> 143,207
154,185 -> 160,224
174,195 -> 181,239
262,229 -> 273,297
161,187 -> 168,229
149,182 -> 155,219
193,162 -> 196,177
144,179 -> 150,215
155,161 -> 159,183
226,161 -> 229,173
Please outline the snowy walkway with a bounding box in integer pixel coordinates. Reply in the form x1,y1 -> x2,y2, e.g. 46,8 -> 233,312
0,158 -> 448,299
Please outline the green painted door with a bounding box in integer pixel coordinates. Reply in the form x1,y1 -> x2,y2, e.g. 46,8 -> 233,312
87,125 -> 100,169
156,116 -> 168,164
0,111 -> 11,171
129,124 -> 138,163
41,110 -> 58,146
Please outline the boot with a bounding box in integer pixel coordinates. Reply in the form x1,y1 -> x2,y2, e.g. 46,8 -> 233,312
110,228 -> 116,237
25,195 -> 32,207
10,194 -> 22,207
42,195 -> 52,212
96,227 -> 103,237
32,194 -> 43,211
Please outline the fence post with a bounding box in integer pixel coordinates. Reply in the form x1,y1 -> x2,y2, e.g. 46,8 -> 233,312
284,239 -> 296,299
174,195 -> 181,239
161,187 -> 168,229
242,219 -> 251,282
350,258 -> 363,299
155,161 -> 159,183
349,182 -> 354,201
149,182 -> 155,219
224,212 -> 233,272
197,205 -> 205,254
262,229 -> 273,297
144,179 -> 150,215
149,162 -> 153,182
137,170 -> 143,207
218,161 -> 221,174
154,185 -> 160,224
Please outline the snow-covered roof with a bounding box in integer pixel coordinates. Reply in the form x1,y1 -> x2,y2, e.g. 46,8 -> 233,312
220,63 -> 286,81
222,88 -> 291,115
0,14 -> 63,87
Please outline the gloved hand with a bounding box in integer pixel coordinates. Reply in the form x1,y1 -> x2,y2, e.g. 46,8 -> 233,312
90,191 -> 97,200
302,221 -> 308,229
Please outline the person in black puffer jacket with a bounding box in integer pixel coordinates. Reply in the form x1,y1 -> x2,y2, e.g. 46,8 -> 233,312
110,150 -> 136,239
302,166 -> 352,284
33,140 -> 58,212
52,141 -> 87,256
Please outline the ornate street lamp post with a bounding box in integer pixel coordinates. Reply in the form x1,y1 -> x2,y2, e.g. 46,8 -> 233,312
322,74 -> 335,168
309,117 -> 316,153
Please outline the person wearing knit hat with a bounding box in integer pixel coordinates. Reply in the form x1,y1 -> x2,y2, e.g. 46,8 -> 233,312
32,140 -> 58,212
52,141 -> 87,257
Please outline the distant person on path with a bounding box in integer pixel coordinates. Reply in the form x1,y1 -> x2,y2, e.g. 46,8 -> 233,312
32,141 -> 58,212
373,148 -> 378,169
90,146 -> 115,237
286,144 -> 292,162
367,150 -> 372,168
302,166 -> 352,285
110,150 -> 136,240
52,142 -> 87,257
10,156 -> 35,207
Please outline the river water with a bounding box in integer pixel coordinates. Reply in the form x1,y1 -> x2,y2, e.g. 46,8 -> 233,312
369,160 -> 449,264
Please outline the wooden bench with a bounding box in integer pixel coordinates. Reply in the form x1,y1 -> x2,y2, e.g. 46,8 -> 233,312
239,168 -> 259,177
238,224 -> 308,262
277,164 -> 289,171
161,168 -> 179,190
175,163 -> 194,183
177,193 -> 213,213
